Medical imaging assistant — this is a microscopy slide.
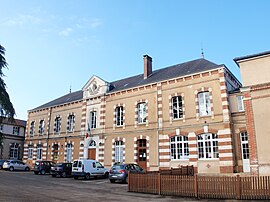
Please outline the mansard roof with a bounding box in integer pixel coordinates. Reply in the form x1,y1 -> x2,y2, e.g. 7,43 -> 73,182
30,58 -> 221,112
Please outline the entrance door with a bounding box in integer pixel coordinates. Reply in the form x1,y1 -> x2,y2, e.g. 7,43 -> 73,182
137,139 -> 147,170
240,131 -> 250,172
88,148 -> 96,160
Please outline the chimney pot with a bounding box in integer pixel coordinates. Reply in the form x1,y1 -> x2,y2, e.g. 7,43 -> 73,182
144,55 -> 152,79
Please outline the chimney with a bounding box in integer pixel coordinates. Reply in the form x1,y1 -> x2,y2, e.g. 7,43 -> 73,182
143,55 -> 152,79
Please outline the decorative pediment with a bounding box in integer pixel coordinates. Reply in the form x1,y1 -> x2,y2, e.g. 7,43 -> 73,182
82,75 -> 111,99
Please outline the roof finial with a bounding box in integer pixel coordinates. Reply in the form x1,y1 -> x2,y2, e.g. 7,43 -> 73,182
201,48 -> 205,59
69,83 -> 72,93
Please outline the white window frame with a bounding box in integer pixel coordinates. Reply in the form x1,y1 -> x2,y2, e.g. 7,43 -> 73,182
197,133 -> 219,159
115,140 -> 124,163
66,144 -> 72,163
89,111 -> 97,129
67,115 -> 75,132
116,106 -> 124,126
137,102 -> 146,124
10,143 -> 18,159
198,92 -> 211,116
13,126 -> 20,135
37,147 -> 43,160
38,120 -> 45,135
170,135 -> 189,160
28,147 -> 33,159
54,117 -> 61,133
240,131 -> 249,159
30,121 -> 35,137
172,96 -> 183,119
237,96 -> 244,112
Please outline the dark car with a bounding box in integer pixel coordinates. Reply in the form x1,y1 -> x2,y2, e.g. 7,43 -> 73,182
0,160 -> 6,169
50,163 -> 72,178
33,161 -> 55,175
109,163 -> 144,183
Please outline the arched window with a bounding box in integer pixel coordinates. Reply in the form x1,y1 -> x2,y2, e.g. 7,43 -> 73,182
170,136 -> 189,160
197,133 -> 218,159
67,115 -> 75,132
54,116 -> 61,133
38,120 -> 45,135
115,106 -> 124,126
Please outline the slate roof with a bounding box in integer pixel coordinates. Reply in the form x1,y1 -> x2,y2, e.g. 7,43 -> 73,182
234,50 -> 270,64
31,58 -> 221,112
1,117 -> 26,127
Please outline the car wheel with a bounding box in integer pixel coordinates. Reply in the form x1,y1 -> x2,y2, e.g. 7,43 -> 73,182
51,174 -> 56,177
40,170 -> 46,175
34,171 -> 39,175
104,172 -> 109,178
74,176 -> 79,180
25,167 -> 30,171
110,179 -> 116,183
9,166 -> 14,171
0,165 -> 2,170
125,176 -> 128,184
61,172 -> 66,178
85,173 -> 90,180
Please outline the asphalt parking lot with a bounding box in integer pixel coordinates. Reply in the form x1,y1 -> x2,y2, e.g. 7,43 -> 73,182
0,170 -> 203,202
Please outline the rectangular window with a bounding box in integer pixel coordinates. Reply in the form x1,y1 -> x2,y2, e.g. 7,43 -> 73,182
13,126 -> 20,135
89,111 -> 97,129
137,103 -> 146,124
198,92 -> 211,116
30,121 -> 35,137
38,120 -> 45,135
170,135 -> 189,160
37,147 -> 43,160
197,133 -> 219,159
28,148 -> 33,159
240,131 -> 249,159
237,96 -> 244,112
172,96 -> 183,119
66,144 -> 72,163
116,106 -> 124,126
54,117 -> 61,133
67,115 -> 75,132
115,141 -> 124,163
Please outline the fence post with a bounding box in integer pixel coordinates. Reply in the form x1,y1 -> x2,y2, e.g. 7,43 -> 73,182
194,174 -> 198,198
236,174 -> 241,199
158,172 -> 161,195
128,171 -> 131,192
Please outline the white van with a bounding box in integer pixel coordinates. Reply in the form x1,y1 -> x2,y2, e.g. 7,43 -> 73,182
72,159 -> 109,180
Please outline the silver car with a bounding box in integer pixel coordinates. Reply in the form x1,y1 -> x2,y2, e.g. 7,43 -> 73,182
3,160 -> 30,171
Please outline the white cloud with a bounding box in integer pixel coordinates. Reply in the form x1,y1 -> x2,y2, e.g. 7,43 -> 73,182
58,27 -> 73,37
76,18 -> 103,29
3,14 -> 42,26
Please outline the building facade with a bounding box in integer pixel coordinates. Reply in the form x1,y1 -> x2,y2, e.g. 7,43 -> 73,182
23,51 -> 270,175
0,118 -> 26,160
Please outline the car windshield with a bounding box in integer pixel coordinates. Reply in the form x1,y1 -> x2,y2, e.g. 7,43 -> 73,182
35,162 -> 41,166
112,165 -> 125,170
56,163 -> 64,167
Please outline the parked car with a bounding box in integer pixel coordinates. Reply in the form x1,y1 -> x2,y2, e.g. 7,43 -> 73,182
2,160 -> 30,171
50,163 -> 72,178
109,163 -> 144,183
0,159 -> 6,169
33,161 -> 55,175
72,159 -> 109,180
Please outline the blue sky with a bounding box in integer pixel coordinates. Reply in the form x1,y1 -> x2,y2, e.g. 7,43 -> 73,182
1,0 -> 270,120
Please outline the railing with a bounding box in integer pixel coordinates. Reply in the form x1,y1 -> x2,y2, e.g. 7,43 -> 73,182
129,173 -> 270,200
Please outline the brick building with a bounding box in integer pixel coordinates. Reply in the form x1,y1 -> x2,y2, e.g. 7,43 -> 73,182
23,51 -> 269,175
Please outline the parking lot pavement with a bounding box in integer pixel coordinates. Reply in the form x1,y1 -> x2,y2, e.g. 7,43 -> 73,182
0,170 -> 203,202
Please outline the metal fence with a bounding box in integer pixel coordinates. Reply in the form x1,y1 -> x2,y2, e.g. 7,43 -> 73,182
128,173 -> 270,200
